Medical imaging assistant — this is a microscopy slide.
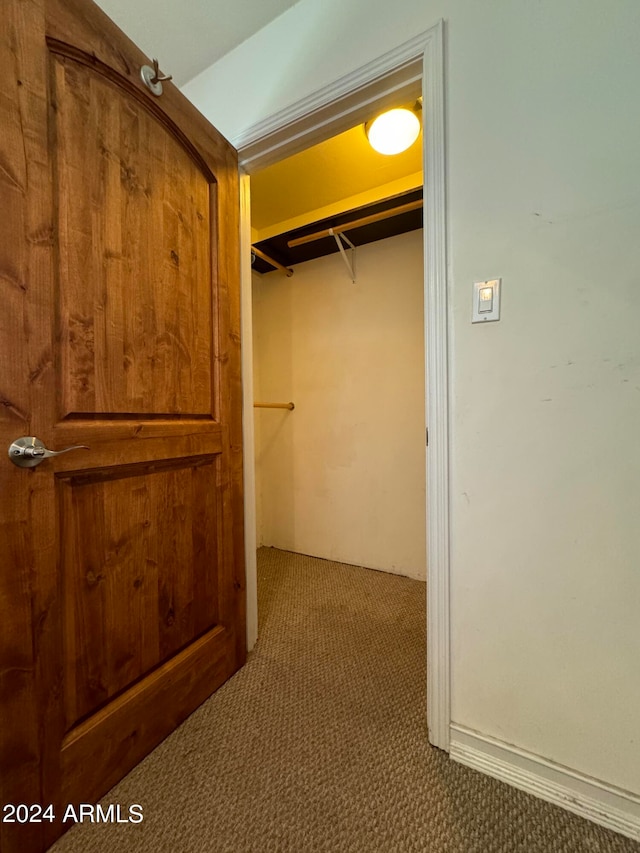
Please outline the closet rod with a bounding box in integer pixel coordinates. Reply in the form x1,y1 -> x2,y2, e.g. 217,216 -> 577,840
287,198 -> 423,248
252,246 -> 294,277
254,402 -> 295,411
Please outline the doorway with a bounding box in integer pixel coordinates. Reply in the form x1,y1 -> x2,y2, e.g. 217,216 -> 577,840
249,120 -> 426,586
237,22 -> 450,751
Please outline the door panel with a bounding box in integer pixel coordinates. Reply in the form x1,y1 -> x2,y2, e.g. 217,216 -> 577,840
52,51 -> 214,416
0,1 -> 245,850
58,623 -> 232,804
60,455 -> 220,729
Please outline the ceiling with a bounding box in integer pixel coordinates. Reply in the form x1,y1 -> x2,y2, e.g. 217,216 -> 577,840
94,0 -> 303,85
251,120 -> 423,242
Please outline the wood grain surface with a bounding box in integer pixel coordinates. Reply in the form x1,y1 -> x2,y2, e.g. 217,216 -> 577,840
0,1 -> 245,850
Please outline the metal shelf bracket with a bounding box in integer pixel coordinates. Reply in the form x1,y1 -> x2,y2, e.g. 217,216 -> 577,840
329,228 -> 356,282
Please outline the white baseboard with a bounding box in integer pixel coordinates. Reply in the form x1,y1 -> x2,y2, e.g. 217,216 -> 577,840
450,724 -> 640,842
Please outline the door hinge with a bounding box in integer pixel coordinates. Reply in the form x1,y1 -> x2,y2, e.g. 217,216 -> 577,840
426,427 -> 429,447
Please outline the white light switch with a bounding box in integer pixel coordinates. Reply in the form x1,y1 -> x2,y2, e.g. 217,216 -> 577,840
472,278 -> 501,323
478,286 -> 493,312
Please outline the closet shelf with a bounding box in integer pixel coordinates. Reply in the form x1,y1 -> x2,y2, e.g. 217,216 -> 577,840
251,246 -> 293,277
287,198 -> 423,248
252,187 -> 423,275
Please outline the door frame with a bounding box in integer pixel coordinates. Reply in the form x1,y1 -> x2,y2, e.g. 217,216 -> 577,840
236,20 -> 450,751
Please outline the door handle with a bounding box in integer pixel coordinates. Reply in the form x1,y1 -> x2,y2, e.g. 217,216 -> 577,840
8,436 -> 90,468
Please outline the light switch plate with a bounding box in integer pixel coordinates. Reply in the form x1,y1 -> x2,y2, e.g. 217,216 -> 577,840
472,278 -> 501,323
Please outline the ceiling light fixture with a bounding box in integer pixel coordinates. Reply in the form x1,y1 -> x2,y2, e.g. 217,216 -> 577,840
365,104 -> 421,155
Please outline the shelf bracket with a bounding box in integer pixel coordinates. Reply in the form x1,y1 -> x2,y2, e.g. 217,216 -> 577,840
329,228 -> 356,282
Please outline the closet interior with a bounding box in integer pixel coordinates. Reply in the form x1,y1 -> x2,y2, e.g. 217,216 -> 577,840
250,113 -> 427,581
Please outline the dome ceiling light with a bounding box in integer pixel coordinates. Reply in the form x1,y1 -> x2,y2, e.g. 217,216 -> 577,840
364,103 -> 421,155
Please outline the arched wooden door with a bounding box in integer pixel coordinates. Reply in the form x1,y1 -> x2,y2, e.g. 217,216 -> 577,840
0,1 -> 245,850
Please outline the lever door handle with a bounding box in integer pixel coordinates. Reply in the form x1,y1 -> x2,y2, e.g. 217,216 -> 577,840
8,436 -> 90,468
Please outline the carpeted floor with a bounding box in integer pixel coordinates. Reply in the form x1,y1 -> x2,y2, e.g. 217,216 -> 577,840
51,547 -> 639,853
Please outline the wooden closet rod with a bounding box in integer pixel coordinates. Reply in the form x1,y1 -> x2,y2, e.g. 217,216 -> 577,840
287,198 -> 423,248
254,402 -> 295,410
252,246 -> 294,277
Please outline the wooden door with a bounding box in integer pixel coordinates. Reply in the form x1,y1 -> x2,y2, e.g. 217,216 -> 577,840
0,1 -> 245,850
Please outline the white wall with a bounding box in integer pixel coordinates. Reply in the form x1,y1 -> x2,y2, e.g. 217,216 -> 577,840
185,0 -> 640,798
252,231 -> 426,579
